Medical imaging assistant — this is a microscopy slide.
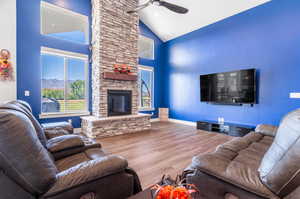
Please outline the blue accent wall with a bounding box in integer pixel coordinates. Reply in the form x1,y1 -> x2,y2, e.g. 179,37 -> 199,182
139,21 -> 163,118
161,0 -> 300,126
17,0 -> 91,127
17,0 -> 162,127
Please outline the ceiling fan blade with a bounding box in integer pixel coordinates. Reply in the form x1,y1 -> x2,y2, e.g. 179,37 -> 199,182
127,1 -> 151,14
159,1 -> 188,14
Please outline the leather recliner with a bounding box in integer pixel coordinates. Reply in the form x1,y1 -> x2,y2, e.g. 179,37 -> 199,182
5,100 -> 102,160
185,109 -> 300,199
0,101 -> 142,199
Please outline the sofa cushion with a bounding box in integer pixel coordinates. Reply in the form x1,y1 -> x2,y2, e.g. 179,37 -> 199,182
191,132 -> 277,198
259,108 -> 300,197
0,109 -> 57,195
45,155 -> 128,197
0,103 -> 48,147
55,148 -> 106,172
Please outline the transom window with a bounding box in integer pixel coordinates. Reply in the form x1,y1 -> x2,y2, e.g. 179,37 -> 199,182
138,35 -> 154,60
41,1 -> 89,44
41,47 -> 89,115
138,66 -> 154,110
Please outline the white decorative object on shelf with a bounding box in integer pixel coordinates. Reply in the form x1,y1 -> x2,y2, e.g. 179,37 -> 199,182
159,108 -> 169,121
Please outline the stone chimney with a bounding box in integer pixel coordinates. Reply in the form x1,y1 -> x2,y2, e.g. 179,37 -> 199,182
91,0 -> 139,118
82,0 -> 151,138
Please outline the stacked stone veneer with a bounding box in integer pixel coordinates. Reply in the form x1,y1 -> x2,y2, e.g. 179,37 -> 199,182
82,114 -> 151,138
81,0 -> 151,138
91,0 -> 139,118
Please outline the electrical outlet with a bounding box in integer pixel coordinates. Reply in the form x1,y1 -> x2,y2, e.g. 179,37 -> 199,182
24,90 -> 30,97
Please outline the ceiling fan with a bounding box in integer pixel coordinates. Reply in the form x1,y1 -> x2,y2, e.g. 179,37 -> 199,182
127,0 -> 189,14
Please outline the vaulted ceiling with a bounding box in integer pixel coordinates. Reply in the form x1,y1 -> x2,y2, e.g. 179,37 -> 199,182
139,0 -> 271,42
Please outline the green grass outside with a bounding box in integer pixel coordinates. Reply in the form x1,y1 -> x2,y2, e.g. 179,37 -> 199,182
57,100 -> 86,112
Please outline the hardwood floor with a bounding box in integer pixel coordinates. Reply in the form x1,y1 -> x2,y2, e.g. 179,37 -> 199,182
97,122 -> 233,188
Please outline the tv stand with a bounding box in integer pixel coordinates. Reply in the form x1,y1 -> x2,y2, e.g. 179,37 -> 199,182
196,120 -> 255,137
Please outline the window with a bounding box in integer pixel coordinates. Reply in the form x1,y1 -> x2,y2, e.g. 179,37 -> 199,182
138,35 -> 154,60
138,66 -> 154,110
41,1 -> 89,44
41,47 -> 89,116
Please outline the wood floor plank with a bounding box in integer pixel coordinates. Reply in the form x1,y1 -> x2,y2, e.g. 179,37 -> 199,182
97,122 -> 233,188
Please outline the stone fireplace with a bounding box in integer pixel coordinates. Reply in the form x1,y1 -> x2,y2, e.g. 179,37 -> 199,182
107,90 -> 132,117
81,0 -> 151,138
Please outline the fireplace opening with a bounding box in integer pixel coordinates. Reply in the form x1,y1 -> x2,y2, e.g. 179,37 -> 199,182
108,90 -> 132,116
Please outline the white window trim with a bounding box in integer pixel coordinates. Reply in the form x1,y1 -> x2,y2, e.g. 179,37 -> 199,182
41,47 -> 88,60
139,35 -> 155,60
40,1 -> 89,44
40,47 -> 89,118
138,65 -> 154,111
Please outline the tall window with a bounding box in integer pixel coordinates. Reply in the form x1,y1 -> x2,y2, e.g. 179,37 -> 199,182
40,1 -> 89,118
139,66 -> 154,110
138,35 -> 154,60
41,1 -> 89,44
41,47 -> 89,115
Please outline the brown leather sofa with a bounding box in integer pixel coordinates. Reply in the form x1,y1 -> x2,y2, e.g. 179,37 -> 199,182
185,109 -> 300,199
0,101 -> 141,199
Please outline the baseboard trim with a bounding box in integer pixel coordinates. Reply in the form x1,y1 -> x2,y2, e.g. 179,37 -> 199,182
150,118 -> 160,122
168,118 -> 197,127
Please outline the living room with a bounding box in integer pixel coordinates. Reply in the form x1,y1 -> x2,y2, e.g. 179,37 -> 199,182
1,0 -> 300,199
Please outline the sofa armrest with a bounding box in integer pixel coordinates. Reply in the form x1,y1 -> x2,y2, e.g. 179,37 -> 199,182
44,155 -> 128,197
44,129 -> 69,140
42,122 -> 73,134
47,135 -> 84,153
255,124 -> 278,137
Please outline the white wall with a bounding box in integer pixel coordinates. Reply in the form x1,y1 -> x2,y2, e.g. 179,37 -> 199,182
0,0 -> 17,102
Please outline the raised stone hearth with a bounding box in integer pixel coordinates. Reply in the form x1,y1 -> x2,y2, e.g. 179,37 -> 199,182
81,0 -> 151,138
81,114 -> 151,138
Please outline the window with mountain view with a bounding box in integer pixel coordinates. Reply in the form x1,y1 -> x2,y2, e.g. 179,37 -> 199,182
139,66 -> 154,110
41,47 -> 88,114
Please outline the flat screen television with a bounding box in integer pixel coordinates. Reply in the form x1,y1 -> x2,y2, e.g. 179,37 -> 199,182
200,69 -> 256,104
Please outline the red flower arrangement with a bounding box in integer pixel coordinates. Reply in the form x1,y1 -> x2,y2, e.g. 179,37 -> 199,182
113,64 -> 132,74
152,175 -> 199,199
0,49 -> 13,81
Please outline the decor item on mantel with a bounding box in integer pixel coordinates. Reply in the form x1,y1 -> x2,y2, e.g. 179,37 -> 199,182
0,49 -> 13,81
103,64 -> 137,81
113,64 -> 132,74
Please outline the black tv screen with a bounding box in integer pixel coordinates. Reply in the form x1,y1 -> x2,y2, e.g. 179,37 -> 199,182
200,69 -> 256,104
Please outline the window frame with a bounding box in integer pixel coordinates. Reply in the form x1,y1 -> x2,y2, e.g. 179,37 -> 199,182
138,65 -> 155,111
39,47 -> 90,119
138,35 -> 155,60
40,1 -> 89,45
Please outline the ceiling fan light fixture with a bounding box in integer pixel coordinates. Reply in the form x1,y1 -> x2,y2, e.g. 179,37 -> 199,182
152,0 -> 160,6
127,0 -> 188,14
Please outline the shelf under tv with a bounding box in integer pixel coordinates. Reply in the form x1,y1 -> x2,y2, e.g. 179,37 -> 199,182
196,120 -> 255,137
207,102 -> 255,107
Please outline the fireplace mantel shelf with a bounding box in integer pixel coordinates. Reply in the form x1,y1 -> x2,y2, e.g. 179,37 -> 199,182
103,72 -> 138,81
